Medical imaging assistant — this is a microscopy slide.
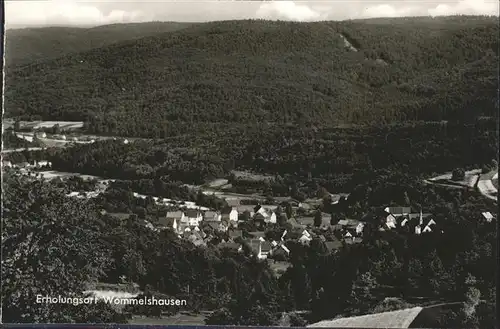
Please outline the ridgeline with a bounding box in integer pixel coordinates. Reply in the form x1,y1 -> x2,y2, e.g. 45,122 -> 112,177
4,17 -> 499,138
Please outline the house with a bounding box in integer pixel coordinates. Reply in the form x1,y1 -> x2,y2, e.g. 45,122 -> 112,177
35,160 -> 51,168
324,240 -> 342,253
482,212 -> 494,222
204,211 -> 222,222
298,230 -> 312,245
221,206 -> 239,223
307,306 -> 424,328
254,205 -> 277,223
218,242 -> 243,253
248,231 -> 266,239
2,161 -> 12,168
123,139 -> 129,144
237,205 -> 256,217
355,222 -> 365,235
320,213 -> 332,229
228,229 -> 243,241
205,221 -> 228,232
226,199 -> 240,208
183,209 -> 203,227
384,206 -> 412,216
161,211 -> 185,231
338,219 -> 361,229
249,239 -> 272,260
266,212 -> 277,224
288,218 -> 305,229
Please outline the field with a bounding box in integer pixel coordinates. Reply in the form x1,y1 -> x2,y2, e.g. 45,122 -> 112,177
231,170 -> 275,182
427,169 -> 481,188
36,170 -> 103,182
3,120 -> 84,130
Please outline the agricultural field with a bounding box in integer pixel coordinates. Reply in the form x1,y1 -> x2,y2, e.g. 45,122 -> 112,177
231,170 -> 275,182
427,169 -> 481,188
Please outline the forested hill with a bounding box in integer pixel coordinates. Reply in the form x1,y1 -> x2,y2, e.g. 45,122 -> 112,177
4,16 -> 499,137
5,22 -> 192,68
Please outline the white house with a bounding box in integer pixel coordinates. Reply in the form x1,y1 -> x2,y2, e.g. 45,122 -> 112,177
355,223 -> 365,235
250,240 -> 272,260
266,212 -> 277,224
229,207 -> 238,222
298,233 -> 312,245
415,226 -> 422,235
164,211 -> 185,232
182,209 -> 203,227
482,212 -> 494,222
2,161 -> 12,168
422,225 -> 432,233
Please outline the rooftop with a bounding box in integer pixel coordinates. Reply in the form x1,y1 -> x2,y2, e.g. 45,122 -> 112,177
308,307 -> 423,328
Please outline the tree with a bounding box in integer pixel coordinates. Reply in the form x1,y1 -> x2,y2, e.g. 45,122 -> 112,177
314,210 -> 322,227
451,168 -> 465,181
52,124 -> 61,135
457,274 -> 481,326
1,173 -> 118,323
348,271 -> 378,314
285,202 -> 294,219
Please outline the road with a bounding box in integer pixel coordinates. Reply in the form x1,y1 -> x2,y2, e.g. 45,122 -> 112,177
2,147 -> 45,153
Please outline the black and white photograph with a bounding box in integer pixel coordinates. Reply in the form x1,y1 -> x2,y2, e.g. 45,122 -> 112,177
1,0 -> 498,327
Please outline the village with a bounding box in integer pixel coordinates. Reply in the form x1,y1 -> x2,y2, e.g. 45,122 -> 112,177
2,151 -> 497,275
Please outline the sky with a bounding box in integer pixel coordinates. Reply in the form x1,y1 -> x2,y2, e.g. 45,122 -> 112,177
4,0 -> 500,29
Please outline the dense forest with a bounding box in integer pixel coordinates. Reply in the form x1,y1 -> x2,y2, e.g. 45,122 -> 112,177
4,17 -> 498,135
2,168 -> 496,327
5,22 -> 192,68
6,120 -> 497,197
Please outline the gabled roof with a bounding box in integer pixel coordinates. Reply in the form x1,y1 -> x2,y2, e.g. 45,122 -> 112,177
205,221 -> 227,230
298,217 -> 315,226
289,218 -> 305,229
185,209 -> 201,218
229,230 -> 243,238
166,211 -> 183,219
218,242 -> 241,250
307,307 -> 423,328
261,241 -> 272,252
226,199 -> 240,207
325,240 -> 342,251
482,212 -> 494,220
386,207 -> 412,215
248,231 -> 266,238
338,219 -> 360,227
158,217 -> 177,227
248,239 -> 272,253
254,213 -> 266,222
204,211 -> 219,218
